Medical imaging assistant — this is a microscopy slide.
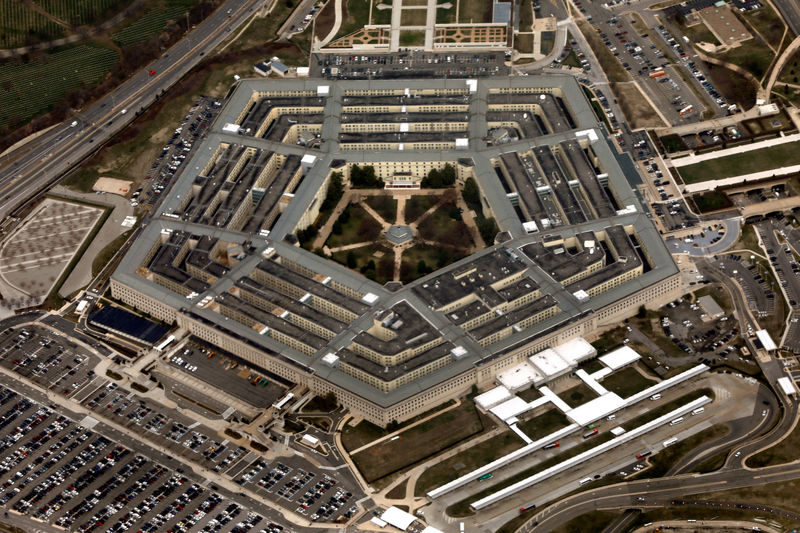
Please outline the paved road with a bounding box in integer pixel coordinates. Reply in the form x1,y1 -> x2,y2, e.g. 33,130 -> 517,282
666,219 -> 739,256
0,0 -> 265,222
774,0 -> 800,37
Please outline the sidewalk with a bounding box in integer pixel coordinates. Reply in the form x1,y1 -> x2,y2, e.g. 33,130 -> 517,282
671,132 -> 800,167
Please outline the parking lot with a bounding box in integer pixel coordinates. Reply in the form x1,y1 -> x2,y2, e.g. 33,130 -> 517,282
713,255 -> 776,319
0,325 -> 364,526
139,97 -> 222,209
310,51 -> 509,79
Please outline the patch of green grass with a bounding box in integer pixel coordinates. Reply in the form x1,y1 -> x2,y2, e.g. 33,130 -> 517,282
417,203 -> 474,248
112,0 -> 200,46
414,430 -> 525,496
659,134 -> 688,154
0,0 -> 65,49
403,195 -> 438,223
742,3 -> 786,50
516,408 -> 570,441
678,141 -> 800,184
372,0 -> 392,25
551,511 -> 619,533
333,0 -> 370,40
689,191 -> 734,213
91,229 -> 133,277
562,50 -> 582,68
591,326 -> 627,353
400,8 -> 427,26
364,195 -> 397,224
435,2 -> 455,23
631,423 -> 729,479
518,0 -> 533,31
600,365 -> 658,398
325,203 -> 379,248
351,402 -> 487,483
399,29 -> 425,46
458,0 -> 492,22
714,34 -> 774,80
747,411 -> 800,467
576,19 -> 630,83
682,20 -> 719,45
341,419 -> 387,451
61,168 -> 101,193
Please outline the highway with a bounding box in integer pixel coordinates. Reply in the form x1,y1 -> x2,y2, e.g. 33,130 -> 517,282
0,0 -> 265,222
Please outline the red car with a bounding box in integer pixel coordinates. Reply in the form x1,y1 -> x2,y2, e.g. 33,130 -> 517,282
149,70 -> 157,76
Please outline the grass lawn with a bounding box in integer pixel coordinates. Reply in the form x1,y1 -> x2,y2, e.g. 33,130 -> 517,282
714,35 -> 774,80
551,511 -> 619,533
400,243 -> 469,282
747,412 -> 800,467
591,326 -> 627,353
364,195 -> 397,224
599,365 -> 658,398
562,50 -> 582,68
331,243 -> 393,283
372,0 -> 392,25
659,134 -> 688,153
630,505 -> 795,530
325,203 -> 379,248
404,195 -> 438,223
417,203 -> 474,248
333,0 -> 371,40
435,3 -> 456,23
517,386 -> 541,402
702,61 -> 758,109
446,432 -> 616,516
742,3 -> 786,50
560,381 -> 599,409
682,21 -> 719,45
413,430 -> 525,496
631,423 -> 729,479
399,30 -> 425,45
515,33 -> 534,54
578,358 -> 605,374
91,230 -> 133,277
400,8 -> 427,26
735,223 -> 763,255
516,408 -> 571,441
458,0 -> 492,23
689,191 -> 734,213
621,389 -> 714,432
518,0 -> 533,31
350,402 -> 488,483
688,478 -> 800,514
678,141 -> 800,184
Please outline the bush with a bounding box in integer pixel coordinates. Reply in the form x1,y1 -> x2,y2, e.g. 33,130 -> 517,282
476,215 -> 499,245
224,429 -> 242,440
421,164 -> 456,188
350,165 -> 384,188
321,172 -> 344,211
462,177 -> 481,212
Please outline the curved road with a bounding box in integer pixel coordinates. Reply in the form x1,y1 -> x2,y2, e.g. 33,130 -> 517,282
0,0 -> 265,222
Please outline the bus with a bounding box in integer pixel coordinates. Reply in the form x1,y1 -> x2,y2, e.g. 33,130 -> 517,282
477,473 -> 493,481
636,450 -> 652,460
519,503 -> 536,513
669,416 -> 684,426
583,428 -> 599,439
691,407 -> 705,415
663,437 -> 678,448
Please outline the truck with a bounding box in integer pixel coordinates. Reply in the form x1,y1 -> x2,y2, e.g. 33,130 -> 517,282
636,450 -> 652,460
679,105 -> 694,115
583,428 -> 599,439
542,442 -> 560,450
519,503 -> 536,513
477,473 -> 493,481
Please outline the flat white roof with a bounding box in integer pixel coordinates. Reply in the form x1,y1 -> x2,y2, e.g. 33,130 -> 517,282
497,361 -> 542,390
317,85 -> 330,96
529,348 -> 570,377
362,292 -> 379,304
421,527 -> 444,533
566,392 -> 625,426
756,329 -> 777,351
778,376 -> 797,395
575,369 -> 608,396
380,507 -> 416,530
599,346 -> 641,371
222,123 -> 240,133
475,386 -> 512,410
321,353 -> 339,366
371,517 -> 388,527
554,337 -> 597,365
490,396 -> 531,422
301,154 -> 317,164
301,434 -> 319,446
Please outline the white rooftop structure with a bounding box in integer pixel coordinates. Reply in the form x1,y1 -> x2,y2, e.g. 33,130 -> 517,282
362,292 -> 379,304
380,507 -> 417,530
529,348 -> 570,378
475,386 -> 512,410
553,337 -> 597,365
301,434 -> 319,447
301,153 -> 318,165
566,393 -> 625,426
497,361 -> 543,391
371,517 -> 388,528
756,329 -> 777,351
321,353 -> 339,367
222,123 -> 241,133
455,138 -> 469,149
316,85 -> 330,96
573,289 -> 590,302
778,376 -> 797,396
522,221 -> 539,233
421,527 -> 443,533
490,396 -> 531,422
599,346 -> 641,370
296,66 -> 309,77
610,426 -> 626,436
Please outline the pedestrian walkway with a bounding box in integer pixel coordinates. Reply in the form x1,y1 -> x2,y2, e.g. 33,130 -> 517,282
671,132 -> 800,167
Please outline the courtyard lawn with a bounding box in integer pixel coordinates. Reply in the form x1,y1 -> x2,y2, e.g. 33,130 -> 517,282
325,203 -> 381,248
677,141 -> 800,184
417,203 -> 474,248
364,194 -> 397,224
404,195 -> 438,223
561,381 -> 599,409
414,430 -> 525,496
516,408 -> 571,441
350,402 -> 488,483
599,365 -> 658,398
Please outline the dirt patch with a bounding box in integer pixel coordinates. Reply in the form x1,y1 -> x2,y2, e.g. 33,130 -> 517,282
315,0 -> 336,39
611,82 -> 665,129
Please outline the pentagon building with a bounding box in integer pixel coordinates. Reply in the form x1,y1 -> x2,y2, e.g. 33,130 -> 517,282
110,76 -> 681,425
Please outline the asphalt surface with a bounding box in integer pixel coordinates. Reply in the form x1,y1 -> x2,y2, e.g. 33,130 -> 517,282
0,0 -> 265,223
773,0 -> 800,36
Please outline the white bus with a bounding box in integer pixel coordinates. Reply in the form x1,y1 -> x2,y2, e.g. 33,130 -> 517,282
663,437 -> 678,447
669,417 -> 684,426
691,407 -> 705,415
